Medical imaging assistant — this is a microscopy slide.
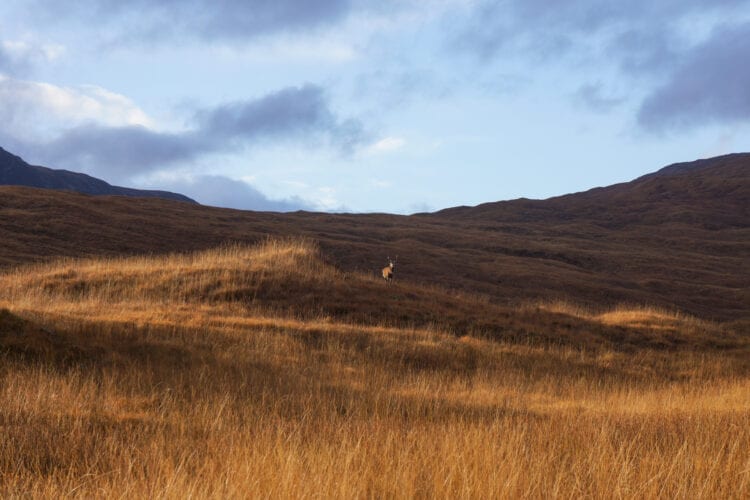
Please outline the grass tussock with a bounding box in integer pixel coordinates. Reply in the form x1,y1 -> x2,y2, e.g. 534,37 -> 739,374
0,239 -> 748,498
534,300 -> 717,337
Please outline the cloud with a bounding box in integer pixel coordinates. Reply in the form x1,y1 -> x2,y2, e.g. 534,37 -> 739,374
366,136 -> 405,154
452,1 -> 750,130
196,84 -> 366,153
38,125 -> 196,177
0,40 -> 65,75
159,175 -> 313,211
27,0 -> 355,43
0,75 -> 152,136
3,83 -> 367,180
573,83 -> 625,113
605,28 -> 679,76
454,1 -> 748,61
638,22 -> 750,131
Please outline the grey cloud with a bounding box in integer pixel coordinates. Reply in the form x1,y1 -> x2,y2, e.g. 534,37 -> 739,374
26,84 -> 366,180
160,175 -> 313,212
607,29 -> 679,75
454,0 -> 622,60
454,0 -> 750,130
197,0 -> 351,39
573,83 -> 625,113
39,125 -> 199,177
352,66 -> 526,115
198,85 -> 361,148
0,76 -> 27,126
638,22 -> 750,131
196,84 -> 368,155
456,0 -> 749,61
28,0 -> 353,43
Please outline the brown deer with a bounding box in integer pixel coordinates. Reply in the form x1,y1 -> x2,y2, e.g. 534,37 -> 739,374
382,256 -> 396,283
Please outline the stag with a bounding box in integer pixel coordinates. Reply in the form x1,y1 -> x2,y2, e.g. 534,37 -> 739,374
382,256 -> 396,283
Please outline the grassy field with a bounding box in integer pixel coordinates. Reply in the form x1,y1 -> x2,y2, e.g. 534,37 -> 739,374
2,180 -> 749,322
1,239 -> 748,498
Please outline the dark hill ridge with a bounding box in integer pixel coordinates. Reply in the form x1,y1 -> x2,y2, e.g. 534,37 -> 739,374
436,153 -> 750,229
0,153 -> 747,321
0,147 -> 195,203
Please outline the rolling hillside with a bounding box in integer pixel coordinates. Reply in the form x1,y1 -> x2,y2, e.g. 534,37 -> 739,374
437,153 -> 749,228
3,239 -> 741,351
0,153 -> 747,321
1,239 -> 748,497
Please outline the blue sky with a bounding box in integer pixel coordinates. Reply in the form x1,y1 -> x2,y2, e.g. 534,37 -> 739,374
1,0 -> 749,213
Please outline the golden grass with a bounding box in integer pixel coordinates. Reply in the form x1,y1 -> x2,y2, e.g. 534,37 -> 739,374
1,239 -> 748,498
534,300 -> 714,333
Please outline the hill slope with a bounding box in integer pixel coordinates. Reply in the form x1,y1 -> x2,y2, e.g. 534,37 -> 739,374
4,239 -> 742,351
0,146 -> 195,203
436,153 -> 749,228
0,153 -> 747,320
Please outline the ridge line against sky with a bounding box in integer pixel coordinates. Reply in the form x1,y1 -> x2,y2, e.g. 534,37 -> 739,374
1,0 -> 749,213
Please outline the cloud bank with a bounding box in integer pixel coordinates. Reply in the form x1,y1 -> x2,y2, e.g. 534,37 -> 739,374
0,77 -> 365,212
3,83 -> 366,180
455,0 -> 750,131
28,0 -> 355,43
160,175 -> 313,211
638,22 -> 750,130
21,0 -> 750,134
456,0 -> 745,60
0,76 -> 151,134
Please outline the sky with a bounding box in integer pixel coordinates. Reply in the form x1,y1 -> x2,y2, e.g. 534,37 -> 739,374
1,0 -> 749,213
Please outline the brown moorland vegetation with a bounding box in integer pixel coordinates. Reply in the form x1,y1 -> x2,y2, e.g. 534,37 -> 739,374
0,153 -> 748,322
1,239 -> 748,497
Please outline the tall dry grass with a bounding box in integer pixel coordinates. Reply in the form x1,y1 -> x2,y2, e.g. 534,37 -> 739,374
0,239 -> 748,498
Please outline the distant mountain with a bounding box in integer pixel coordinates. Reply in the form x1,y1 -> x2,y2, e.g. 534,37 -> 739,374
435,153 -> 749,229
0,147 -> 196,203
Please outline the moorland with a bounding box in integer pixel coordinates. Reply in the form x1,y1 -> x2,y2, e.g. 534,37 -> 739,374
0,153 -> 748,497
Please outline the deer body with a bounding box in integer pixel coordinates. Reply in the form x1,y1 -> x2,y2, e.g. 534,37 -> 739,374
382,258 -> 395,282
